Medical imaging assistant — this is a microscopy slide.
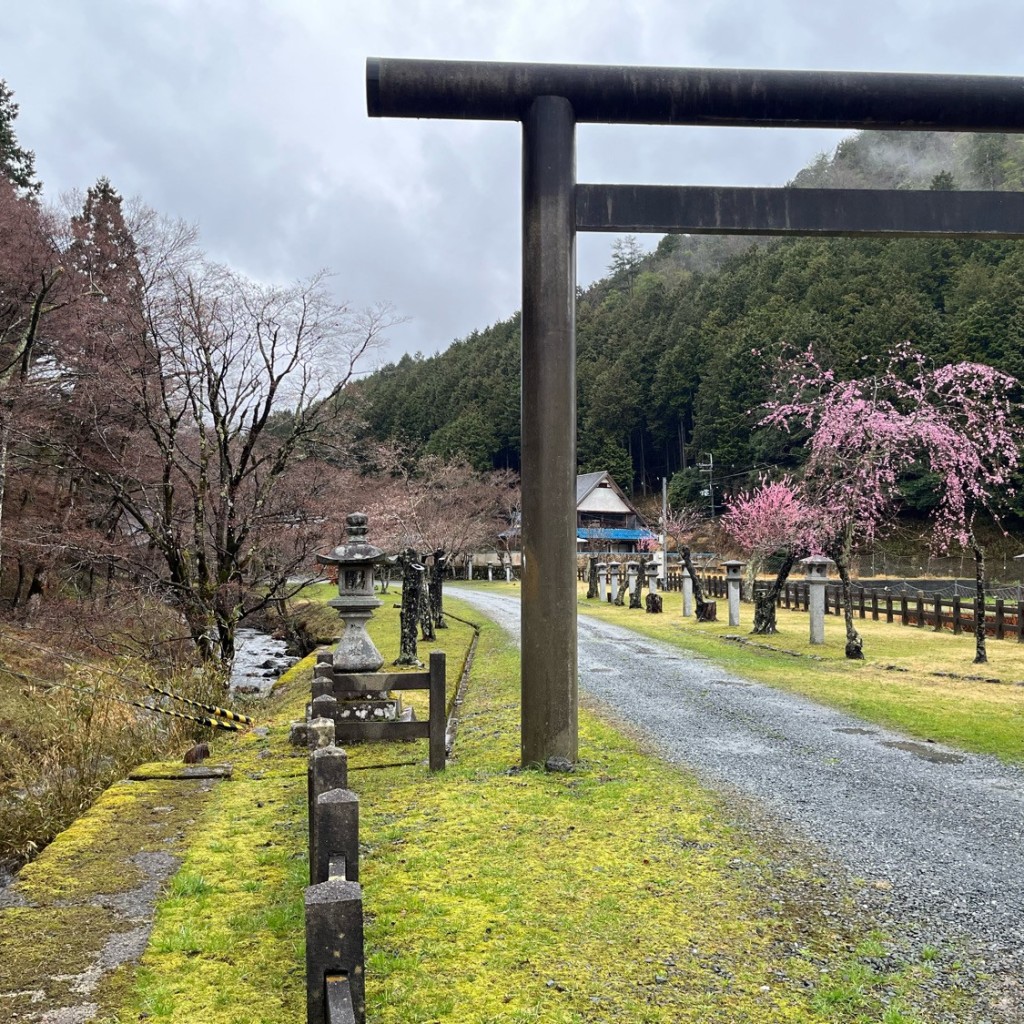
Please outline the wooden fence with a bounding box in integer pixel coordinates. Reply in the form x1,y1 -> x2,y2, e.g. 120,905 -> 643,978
662,571 -> 1024,642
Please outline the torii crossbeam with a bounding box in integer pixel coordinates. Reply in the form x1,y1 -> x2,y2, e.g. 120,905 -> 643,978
367,57 -> 1024,768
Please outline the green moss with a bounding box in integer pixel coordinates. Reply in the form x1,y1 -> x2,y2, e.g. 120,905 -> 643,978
16,778 -> 206,905
0,772 -> 214,1022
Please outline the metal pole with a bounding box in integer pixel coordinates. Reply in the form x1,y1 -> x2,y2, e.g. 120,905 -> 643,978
521,95 -> 577,768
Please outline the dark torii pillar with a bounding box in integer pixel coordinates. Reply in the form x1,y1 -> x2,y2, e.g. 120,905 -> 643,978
520,96 -> 578,766
367,57 -> 1024,769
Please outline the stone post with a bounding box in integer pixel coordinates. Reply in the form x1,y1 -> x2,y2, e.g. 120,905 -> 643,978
682,570 -> 694,617
596,562 -> 607,602
609,563 -> 620,604
802,556 -> 833,644
723,560 -> 745,627
308,747 -> 349,872
305,880 -> 365,1024
312,788 -> 360,884
466,555 -> 473,580
488,563 -> 494,582
626,561 -> 641,609
505,564 -> 513,582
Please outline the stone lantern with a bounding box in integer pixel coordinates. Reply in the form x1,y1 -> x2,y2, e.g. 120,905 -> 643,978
644,562 -> 659,593
317,512 -> 385,672
801,555 -> 834,644
722,559 -> 746,627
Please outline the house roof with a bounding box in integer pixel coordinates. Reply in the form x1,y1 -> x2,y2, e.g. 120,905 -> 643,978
577,528 -> 652,541
576,471 -> 645,522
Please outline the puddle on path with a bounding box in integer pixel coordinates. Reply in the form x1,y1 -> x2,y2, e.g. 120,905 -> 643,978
835,727 -> 877,736
880,740 -> 966,764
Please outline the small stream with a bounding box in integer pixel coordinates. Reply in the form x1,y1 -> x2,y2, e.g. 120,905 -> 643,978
228,628 -> 299,696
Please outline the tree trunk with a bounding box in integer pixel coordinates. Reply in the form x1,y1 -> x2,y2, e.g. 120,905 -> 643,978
395,553 -> 423,666
751,553 -> 796,635
681,546 -> 713,619
419,553 -> 436,641
831,533 -> 863,659
971,535 -> 987,664
586,556 -> 598,599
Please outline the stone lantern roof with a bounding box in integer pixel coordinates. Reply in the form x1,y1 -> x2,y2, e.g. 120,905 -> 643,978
316,513 -> 383,567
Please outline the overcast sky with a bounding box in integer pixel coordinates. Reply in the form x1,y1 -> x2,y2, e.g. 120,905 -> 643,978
5,1 -> 1024,365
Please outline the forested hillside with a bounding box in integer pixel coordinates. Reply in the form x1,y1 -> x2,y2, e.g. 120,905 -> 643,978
354,130 -> 1024,514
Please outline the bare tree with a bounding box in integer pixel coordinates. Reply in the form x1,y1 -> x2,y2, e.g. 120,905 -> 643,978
69,210 -> 400,661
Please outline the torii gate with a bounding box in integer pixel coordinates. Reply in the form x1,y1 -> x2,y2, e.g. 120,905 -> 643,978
367,58 -> 1024,768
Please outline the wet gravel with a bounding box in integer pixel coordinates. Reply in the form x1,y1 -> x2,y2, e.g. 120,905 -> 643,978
452,587 -> 1024,1019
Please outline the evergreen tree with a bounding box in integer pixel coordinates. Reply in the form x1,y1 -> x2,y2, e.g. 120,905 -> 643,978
0,80 -> 40,197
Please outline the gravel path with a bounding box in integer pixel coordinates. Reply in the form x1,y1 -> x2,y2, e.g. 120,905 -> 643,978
451,587 -> 1024,985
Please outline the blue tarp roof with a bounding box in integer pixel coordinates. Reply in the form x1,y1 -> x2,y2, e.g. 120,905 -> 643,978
577,528 -> 652,541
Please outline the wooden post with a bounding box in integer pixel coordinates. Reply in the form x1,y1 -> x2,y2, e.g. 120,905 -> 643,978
429,651 -> 446,772
1017,600 -> 1024,642
934,595 -> 943,632
885,594 -> 893,623
858,588 -> 866,619
996,598 -> 1005,640
916,592 -> 925,628
871,590 -> 879,621
953,595 -> 962,635
900,594 -> 908,626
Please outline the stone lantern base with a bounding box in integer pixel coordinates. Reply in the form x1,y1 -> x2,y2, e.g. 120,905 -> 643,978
310,652 -> 403,730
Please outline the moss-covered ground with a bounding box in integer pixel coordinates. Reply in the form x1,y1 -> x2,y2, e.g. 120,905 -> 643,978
3,586 -> 985,1022
0,775 -> 215,1022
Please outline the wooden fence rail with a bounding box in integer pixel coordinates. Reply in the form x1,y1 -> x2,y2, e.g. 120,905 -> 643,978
661,571 -> 1024,642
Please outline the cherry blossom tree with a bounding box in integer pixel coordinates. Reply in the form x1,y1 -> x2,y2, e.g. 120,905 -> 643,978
720,474 -> 820,634
765,343 -> 1023,662
885,357 -> 1022,663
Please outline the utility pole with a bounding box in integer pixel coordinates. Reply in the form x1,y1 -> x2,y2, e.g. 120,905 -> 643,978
698,453 -> 715,519
660,475 -> 667,581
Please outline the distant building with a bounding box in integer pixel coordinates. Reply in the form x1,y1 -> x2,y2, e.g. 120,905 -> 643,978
576,471 -> 651,554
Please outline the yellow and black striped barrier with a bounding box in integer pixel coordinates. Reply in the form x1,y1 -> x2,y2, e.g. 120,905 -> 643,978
129,699 -> 245,732
141,683 -> 254,726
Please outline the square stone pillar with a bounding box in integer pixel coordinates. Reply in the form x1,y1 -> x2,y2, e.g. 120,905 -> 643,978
801,556 -> 834,644
722,560 -> 746,627
609,563 -> 620,603
596,562 -> 607,602
682,570 -> 694,617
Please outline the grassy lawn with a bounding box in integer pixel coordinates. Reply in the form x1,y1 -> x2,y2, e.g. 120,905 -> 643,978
520,580 -> 1024,764
106,587 -> 980,1023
